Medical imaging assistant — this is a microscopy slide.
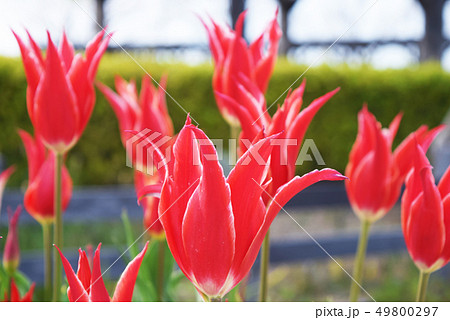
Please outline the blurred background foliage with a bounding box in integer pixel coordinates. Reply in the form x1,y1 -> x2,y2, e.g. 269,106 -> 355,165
0,53 -> 448,188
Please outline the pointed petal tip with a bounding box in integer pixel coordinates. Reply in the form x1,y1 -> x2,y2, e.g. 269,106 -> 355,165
185,114 -> 192,126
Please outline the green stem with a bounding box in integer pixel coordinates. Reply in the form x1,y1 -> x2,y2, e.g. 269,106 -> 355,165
52,152 -> 63,302
230,124 -> 240,142
259,229 -> 270,302
349,219 -> 371,302
416,271 -> 431,302
230,124 -> 240,166
43,223 -> 52,301
208,296 -> 222,302
156,239 -> 165,302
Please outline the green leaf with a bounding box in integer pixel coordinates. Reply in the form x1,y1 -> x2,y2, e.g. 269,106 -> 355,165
121,209 -> 139,258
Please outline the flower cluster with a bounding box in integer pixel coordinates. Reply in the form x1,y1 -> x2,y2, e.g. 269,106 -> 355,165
0,8 -> 447,304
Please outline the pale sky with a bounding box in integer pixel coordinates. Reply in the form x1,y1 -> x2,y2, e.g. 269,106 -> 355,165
1,0 -> 450,69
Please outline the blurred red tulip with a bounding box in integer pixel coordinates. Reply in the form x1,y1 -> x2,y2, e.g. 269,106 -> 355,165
55,242 -> 148,302
19,130 -> 72,225
139,117 -> 346,300
98,75 -> 174,172
3,279 -> 35,302
3,206 -> 21,275
98,75 -> 174,236
13,30 -> 110,154
0,165 -> 15,217
402,143 -> 450,273
134,170 -> 164,238
345,106 -> 444,222
203,10 -> 281,126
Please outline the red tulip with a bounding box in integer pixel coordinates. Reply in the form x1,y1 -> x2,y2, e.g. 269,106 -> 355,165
13,30 -> 110,154
139,118 -> 346,300
19,130 -> 72,225
55,242 -> 149,302
203,10 -> 281,126
134,170 -> 164,238
3,206 -> 21,274
345,106 -> 443,222
98,75 -> 174,171
2,279 -> 35,302
402,143 -> 450,272
217,77 -> 339,203
0,165 -> 15,217
98,75 -> 174,236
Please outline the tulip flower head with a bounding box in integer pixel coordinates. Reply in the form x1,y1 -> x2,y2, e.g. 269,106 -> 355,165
13,30 -> 110,154
345,106 -> 444,223
0,166 -> 15,218
3,206 -> 21,275
402,143 -> 450,273
203,10 -> 281,126
55,242 -> 149,302
99,75 -> 174,236
98,75 -> 173,173
139,117 -> 346,300
3,279 -> 35,302
19,130 -> 72,225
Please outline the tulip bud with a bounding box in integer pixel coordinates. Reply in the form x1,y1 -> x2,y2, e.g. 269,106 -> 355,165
19,130 -> 73,224
3,206 -> 21,275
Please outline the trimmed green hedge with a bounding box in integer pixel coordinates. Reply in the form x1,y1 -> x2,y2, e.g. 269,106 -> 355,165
0,53 -> 449,187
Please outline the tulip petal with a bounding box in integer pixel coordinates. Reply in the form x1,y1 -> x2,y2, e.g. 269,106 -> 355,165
394,125 -> 445,180
12,31 -> 43,121
286,88 -> 340,178
135,171 -> 164,236
181,129 -> 235,297
385,112 -> 403,146
201,17 -> 223,64
21,283 -> 35,302
227,134 -> 275,275
159,121 -> 202,277
86,30 -> 110,82
58,31 -> 75,72
89,243 -> 111,302
77,249 -> 92,292
55,245 -> 89,302
285,80 -> 306,125
18,130 -> 46,181
438,163 -> 450,198
137,183 -> 162,201
439,195 -> 450,263
253,8 -> 281,92
9,279 -> 20,302
97,81 -> 133,143
112,242 -> 149,302
0,166 -> 15,214
25,30 -> 45,67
